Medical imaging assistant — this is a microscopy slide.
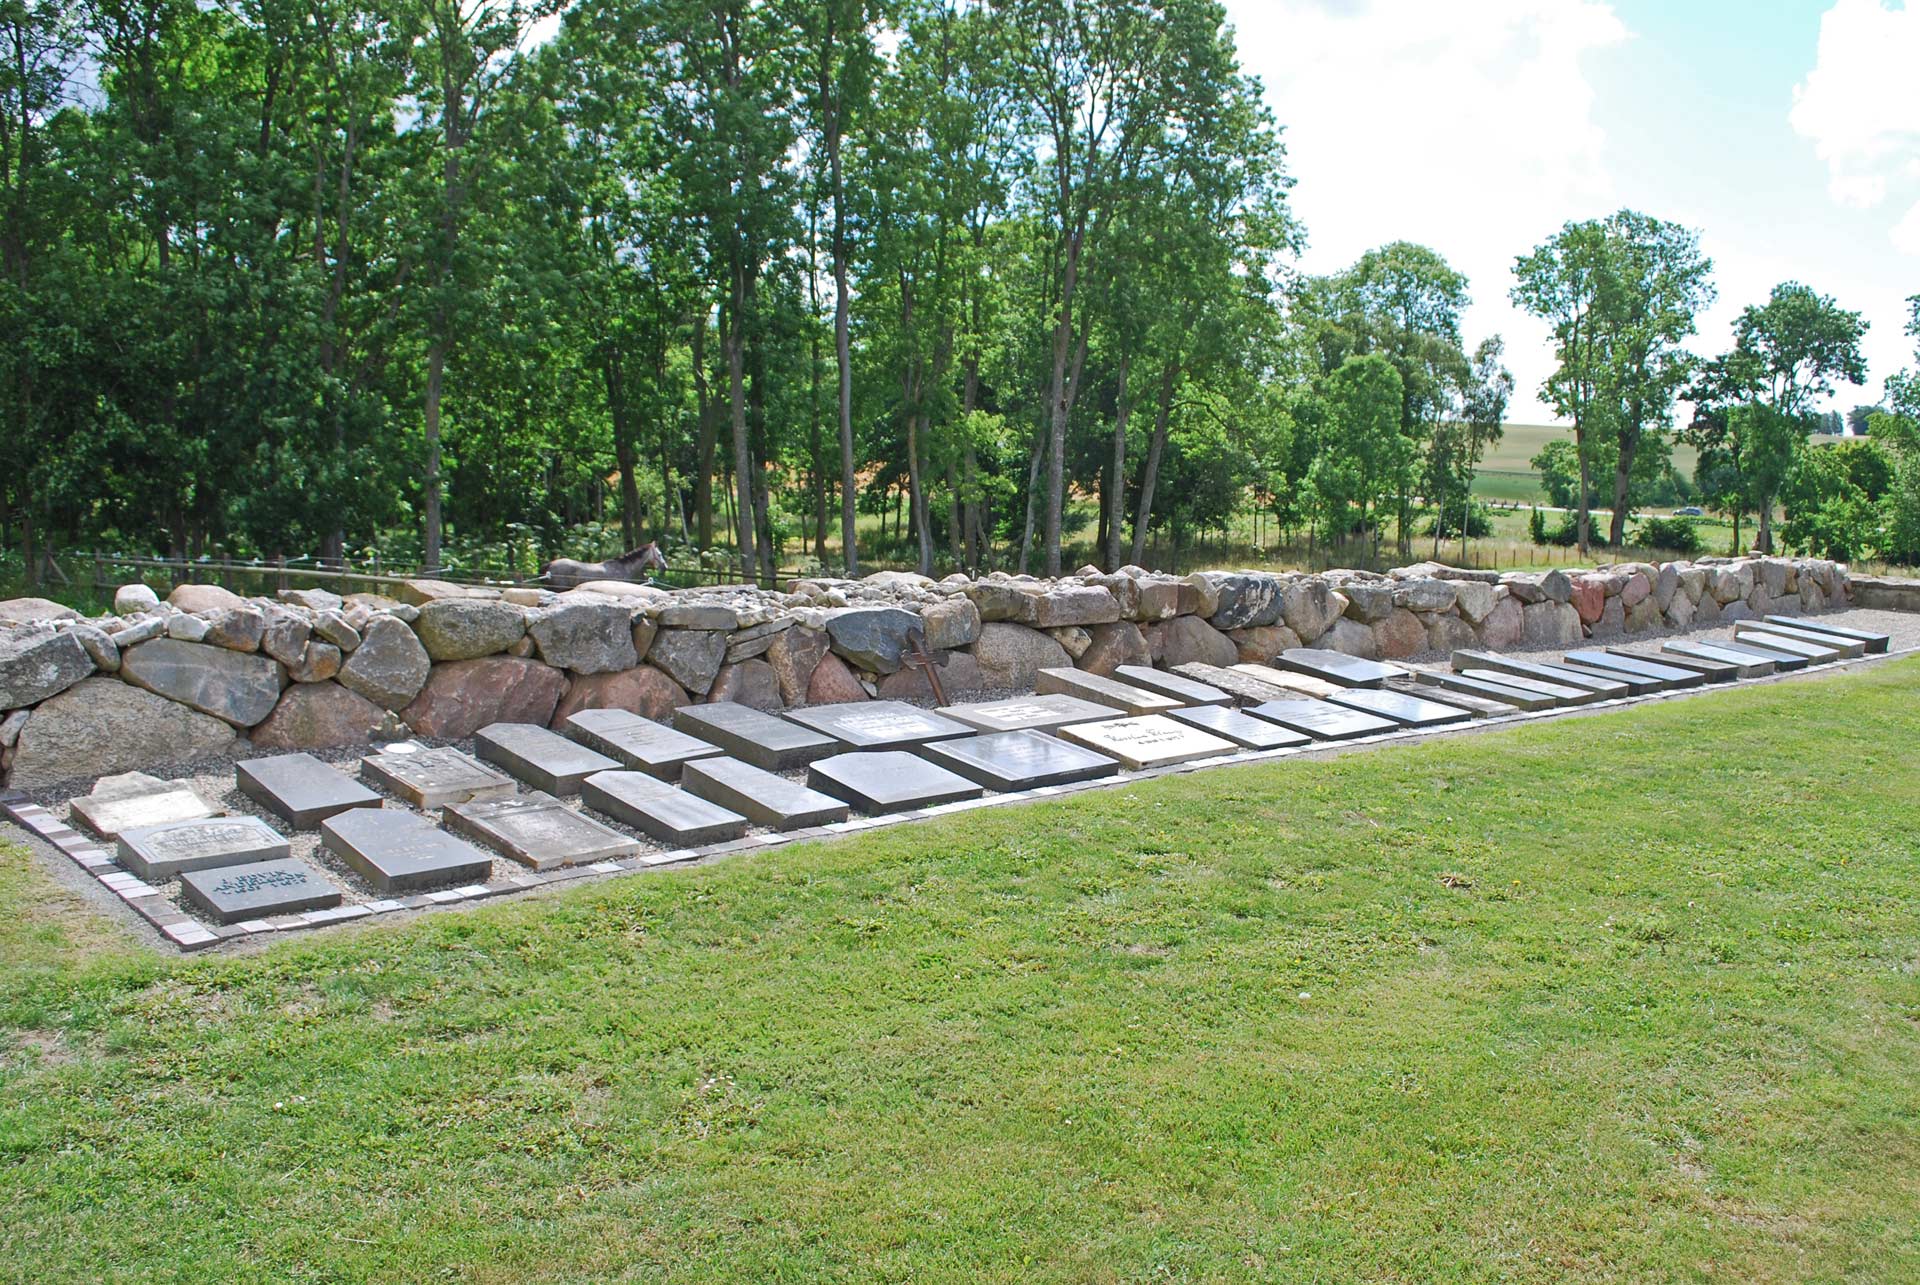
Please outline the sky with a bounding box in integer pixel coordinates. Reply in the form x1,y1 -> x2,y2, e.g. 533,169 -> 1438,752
1219,0 -> 1920,424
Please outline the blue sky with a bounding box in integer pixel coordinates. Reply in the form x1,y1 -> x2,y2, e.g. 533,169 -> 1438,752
1221,0 -> 1920,423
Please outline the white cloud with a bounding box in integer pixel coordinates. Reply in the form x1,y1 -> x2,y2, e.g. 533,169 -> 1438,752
1790,0 -> 1920,214
1893,199 -> 1920,255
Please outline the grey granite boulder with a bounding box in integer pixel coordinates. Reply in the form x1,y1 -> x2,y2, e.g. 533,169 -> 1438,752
114,583 -> 161,614
1206,574 -> 1283,630
647,628 -> 728,694
527,598 -> 638,674
826,606 -> 921,674
1280,579 -> 1349,640
413,598 -> 528,661
337,615 -> 432,710
7,677 -> 240,788
119,637 -> 286,726
203,605 -> 267,652
0,628 -> 93,709
972,622 -> 1071,689
67,623 -> 121,675
920,596 -> 982,649
260,610 -> 311,666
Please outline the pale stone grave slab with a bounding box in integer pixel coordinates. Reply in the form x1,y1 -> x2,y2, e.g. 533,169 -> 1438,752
1767,615 -> 1888,653
180,857 -> 341,924
916,730 -> 1121,791
1732,625 -> 1845,663
71,773 -> 221,840
1112,665 -> 1232,707
362,746 -> 516,808
1458,669 -> 1600,705
1230,663 -> 1346,700
1246,698 -> 1397,740
673,702 -> 838,771
1034,667 -> 1182,716
782,700 -> 975,750
562,708 -> 724,778
117,814 -> 290,881
682,757 -> 849,830
1609,646 -> 1739,682
1415,670 -> 1561,711
1054,714 -> 1235,770
1566,650 -> 1709,689
1326,688 -> 1475,728
321,807 -> 494,892
1165,703 -> 1311,749
936,693 -> 1120,734
1660,640 -> 1777,679
1450,650 -> 1633,698
1170,663 -> 1298,706
474,722 -> 618,795
238,752 -> 382,830
1695,637 -> 1810,671
582,770 -> 748,846
1271,648 -> 1407,689
1739,621 -> 1865,658
807,751 -> 985,815
444,791 -> 639,870
1384,677 -> 1503,718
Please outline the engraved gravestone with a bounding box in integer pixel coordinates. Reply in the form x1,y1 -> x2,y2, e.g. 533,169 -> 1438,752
1165,703 -> 1311,749
1325,688 -> 1474,728
1270,648 -> 1407,688
237,752 -> 383,829
582,770 -> 748,846
117,814 -> 290,881
1054,714 -> 1235,770
1111,665 -> 1232,707
935,693 -> 1119,734
473,723 -> 617,795
362,746 -> 516,808
1245,698 -> 1398,740
680,757 -> 850,830
561,708 -> 723,779
443,791 -> 640,870
71,773 -> 221,840
673,702 -> 838,771
916,730 -> 1121,791
321,807 -> 494,892
1033,667 -> 1182,716
782,700 -> 975,750
806,751 -> 985,815
179,857 -> 341,924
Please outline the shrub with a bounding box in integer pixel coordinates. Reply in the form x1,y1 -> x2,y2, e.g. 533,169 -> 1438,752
1633,515 -> 1703,555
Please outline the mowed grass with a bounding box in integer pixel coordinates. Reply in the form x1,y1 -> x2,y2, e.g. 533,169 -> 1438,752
5,664 -> 1920,1283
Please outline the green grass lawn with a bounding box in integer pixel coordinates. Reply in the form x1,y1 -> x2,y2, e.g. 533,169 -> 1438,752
5,666 -> 1920,1282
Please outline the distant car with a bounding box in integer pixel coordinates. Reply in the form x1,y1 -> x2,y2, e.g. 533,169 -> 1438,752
1674,506 -> 1704,516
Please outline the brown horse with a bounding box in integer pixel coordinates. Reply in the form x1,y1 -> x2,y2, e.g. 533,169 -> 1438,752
538,541 -> 669,590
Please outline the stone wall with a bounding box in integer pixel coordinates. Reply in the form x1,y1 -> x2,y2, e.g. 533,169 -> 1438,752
0,555 -> 1855,788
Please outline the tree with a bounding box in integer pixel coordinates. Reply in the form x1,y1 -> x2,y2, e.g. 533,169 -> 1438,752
1314,354 -> 1404,559
1439,336 -> 1512,559
1512,219 -> 1611,553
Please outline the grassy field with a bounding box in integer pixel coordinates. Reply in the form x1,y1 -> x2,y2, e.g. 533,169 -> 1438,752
5,661 -> 1920,1281
1473,423 -> 1705,508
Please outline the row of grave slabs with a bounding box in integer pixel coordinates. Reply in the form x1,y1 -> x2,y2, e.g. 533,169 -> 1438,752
1,613 -> 1894,952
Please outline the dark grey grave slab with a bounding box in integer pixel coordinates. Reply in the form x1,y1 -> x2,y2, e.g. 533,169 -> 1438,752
1449,650 -> 1633,698
474,722 -> 618,795
582,770 -> 748,845
1270,648 -> 1408,689
1609,646 -> 1739,682
681,756 -> 850,830
1326,688 -> 1475,728
1246,698 -> 1398,741
1415,670 -> 1561,711
936,693 -> 1120,734
1384,677 -> 1504,718
561,708 -> 723,779
179,857 -> 340,925
1112,665 -> 1232,707
916,730 -> 1121,791
1458,669 -> 1600,705
1738,621 -> 1865,658
362,746 -> 516,808
1055,714 -> 1237,769
71,774 -> 221,840
321,807 -> 494,892
1545,660 -> 1664,695
1767,615 -> 1888,653
1165,703 -> 1312,749
673,701 -> 838,771
806,751 -> 985,815
781,700 -> 975,750
117,815 -> 290,882
443,791 -> 639,870
1661,640 -> 1777,678
1689,637 -> 1809,671
237,752 -> 382,829
1034,667 -> 1182,715
1731,625 -> 1845,663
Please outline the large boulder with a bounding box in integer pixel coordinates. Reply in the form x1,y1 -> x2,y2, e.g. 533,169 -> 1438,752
1318,618 -> 1381,659
0,629 -> 93,709
1453,581 -> 1499,625
707,659 -> 783,711
337,616 -> 432,710
1127,579 -> 1183,623
1371,608 -> 1428,660
287,641 -> 343,684
1392,578 -> 1457,613
1520,600 -> 1581,649
260,610 -> 311,666
1539,569 -> 1574,604
1280,580 -> 1349,641
973,622 -> 1071,690
876,650 -> 986,701
552,664 -> 690,725
204,605 -> 268,653
166,583 -> 244,615
1426,613 -> 1479,654
412,598 -> 527,661
1017,585 -> 1121,629
1144,615 -> 1237,669
249,683 -> 386,750
1569,577 -> 1606,626
1624,596 -> 1662,632
1339,583 -> 1394,624
0,597 -> 79,626
527,599 -> 638,674
1620,572 -> 1652,608
401,656 -> 567,738
920,597 -> 982,650
113,583 -> 161,614
68,624 -> 120,674
805,653 -> 871,703
1226,624 -> 1302,665
1076,621 -> 1151,675
119,638 -> 285,727
397,578 -> 498,606
765,626 -> 829,707
7,677 -> 241,788
1477,596 -> 1525,649
646,629 -> 728,695
825,607 -> 921,674
1205,574 -> 1283,631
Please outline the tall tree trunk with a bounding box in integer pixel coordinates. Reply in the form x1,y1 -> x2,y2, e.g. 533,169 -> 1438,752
423,335 -> 446,570
828,105 -> 857,574
1130,360 -> 1177,567
1042,222 -> 1086,576
691,310 -> 716,548
725,270 -> 757,581
606,350 -> 641,547
1020,423 -> 1044,573
1609,444 -> 1633,549
1105,353 -> 1132,571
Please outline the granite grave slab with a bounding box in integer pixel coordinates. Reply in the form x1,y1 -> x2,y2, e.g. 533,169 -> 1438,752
673,701 -> 838,771
561,708 -> 723,779
1053,714 -> 1235,770
362,746 -> 516,808
117,814 -> 291,881
1270,648 -> 1407,688
1325,688 -> 1475,728
1112,665 -> 1232,707
1415,670 -> 1562,711
1545,660 -> 1665,695
1383,677 -> 1505,718
806,751 -> 985,815
179,857 -> 340,924
582,770 -> 749,846
474,722 -> 618,795
1450,650 -> 1632,697
1034,667 -> 1182,715
916,730 -> 1122,791
1165,703 -> 1312,749
1766,615 -> 1888,653
444,791 -> 640,869
1608,646 -> 1740,682
1685,637 -> 1808,671
1568,649 -> 1711,689
681,756 -> 851,829
237,752 -> 382,829
71,773 -> 221,840
1457,669 -> 1601,705
782,700 -> 975,750
1230,664 -> 1347,700
321,807 -> 494,892
1737,621 -> 1865,658
1660,640 -> 1777,678
1245,698 -> 1398,740
936,693 -> 1120,734
1730,625 -> 1845,663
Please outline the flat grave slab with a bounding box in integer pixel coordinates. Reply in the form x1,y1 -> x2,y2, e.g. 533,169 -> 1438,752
321,807 -> 494,893
1053,714 -> 1235,770
117,814 -> 290,881
782,700 -> 975,750
1767,615 -> 1888,653
1730,625 -> 1845,663
1270,648 -> 1407,689
1034,667 -> 1182,715
1230,664 -> 1346,701
1455,669 -> 1598,705
561,708 -> 723,779
936,693 -> 1120,734
71,774 -> 221,840
1739,621 -> 1865,658
673,702 -> 838,771
179,857 -> 340,925
237,752 -> 382,829
681,756 -> 850,830
1610,646 -> 1739,682
474,722 -> 617,795
1326,688 -> 1475,728
1415,670 -> 1562,711
582,770 -> 748,846
1546,660 -> 1665,695
1450,650 -> 1633,697
1384,677 -> 1504,718
1572,649 -> 1712,688
1171,663 -> 1301,706
1246,698 -> 1398,741
443,791 -> 640,870
362,746 -> 516,809
1661,640 -> 1777,678
916,730 -> 1121,791
1165,703 -> 1312,749
806,751 -> 985,815
1112,665 -> 1232,707
1690,637 -> 1808,671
